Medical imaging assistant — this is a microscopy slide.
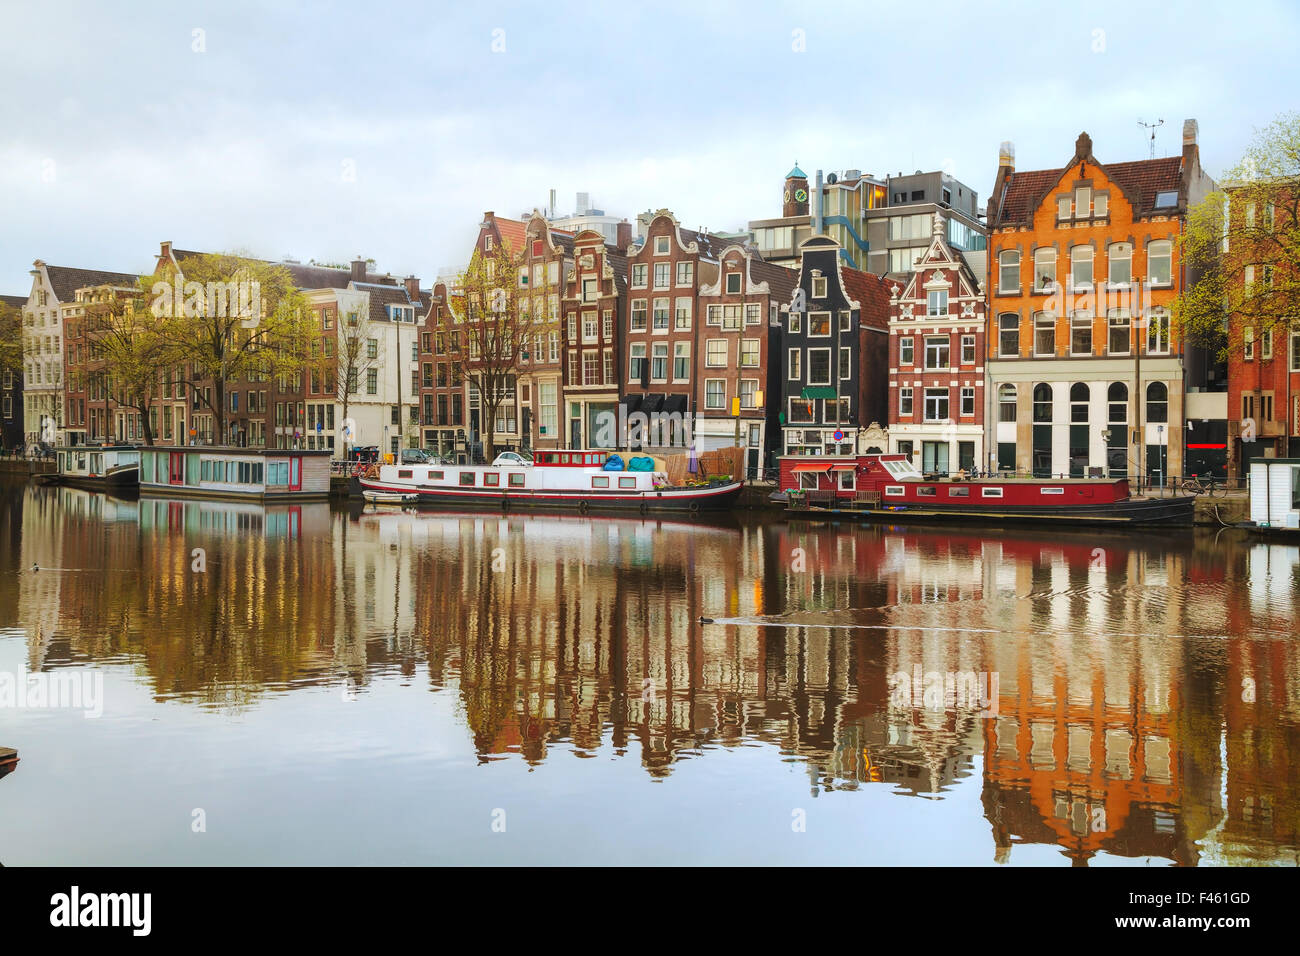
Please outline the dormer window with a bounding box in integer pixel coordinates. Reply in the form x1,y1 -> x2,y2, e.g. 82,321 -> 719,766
726,273 -> 741,294
1155,191 -> 1178,208
812,276 -> 828,299
654,236 -> 670,255
1074,187 -> 1091,218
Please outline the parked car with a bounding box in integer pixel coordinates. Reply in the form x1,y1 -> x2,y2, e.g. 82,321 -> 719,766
492,451 -> 533,467
401,449 -> 432,464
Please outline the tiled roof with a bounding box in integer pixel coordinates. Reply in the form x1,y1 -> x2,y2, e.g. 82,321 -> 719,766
996,155 -> 1183,225
494,217 -> 528,254
840,267 -> 897,331
746,256 -> 798,303
354,282 -> 423,324
170,248 -> 398,289
44,265 -> 140,302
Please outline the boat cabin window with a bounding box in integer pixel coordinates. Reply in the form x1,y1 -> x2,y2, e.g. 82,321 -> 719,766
884,485 -> 906,496
619,476 -> 637,489
799,473 -> 819,490
1040,487 -> 1064,495
916,486 -> 936,497
459,472 -> 476,486
593,476 -> 609,488
948,486 -> 970,497
484,473 -> 500,487
981,487 -> 1003,498
508,473 -> 525,487
428,470 -> 444,481
398,469 -> 413,478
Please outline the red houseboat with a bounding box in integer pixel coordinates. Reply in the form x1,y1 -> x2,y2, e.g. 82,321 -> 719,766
774,454 -> 1195,526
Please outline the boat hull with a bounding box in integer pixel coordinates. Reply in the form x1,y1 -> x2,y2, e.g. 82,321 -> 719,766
358,477 -> 745,513
49,465 -> 139,490
781,494 -> 1197,526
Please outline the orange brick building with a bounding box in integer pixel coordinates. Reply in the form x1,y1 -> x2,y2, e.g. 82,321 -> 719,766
985,121 -> 1221,481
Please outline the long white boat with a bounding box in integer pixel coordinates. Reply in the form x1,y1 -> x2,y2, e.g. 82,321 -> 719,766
357,450 -> 744,514
49,445 -> 141,489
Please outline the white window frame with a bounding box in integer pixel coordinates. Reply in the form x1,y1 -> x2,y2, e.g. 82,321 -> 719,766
806,348 -> 831,386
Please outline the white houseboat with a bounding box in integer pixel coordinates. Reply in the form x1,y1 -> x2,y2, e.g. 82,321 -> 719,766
357,450 -> 743,514
51,445 -> 141,489
1248,457 -> 1300,536
136,447 -> 332,501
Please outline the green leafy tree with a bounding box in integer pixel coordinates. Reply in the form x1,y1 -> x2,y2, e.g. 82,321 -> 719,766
1176,111 -> 1300,361
82,278 -> 175,445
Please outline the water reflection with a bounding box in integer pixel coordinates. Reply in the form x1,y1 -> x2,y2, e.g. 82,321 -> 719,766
1,483 -> 1297,865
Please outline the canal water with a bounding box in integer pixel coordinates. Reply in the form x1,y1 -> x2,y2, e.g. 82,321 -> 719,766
0,482 -> 1296,865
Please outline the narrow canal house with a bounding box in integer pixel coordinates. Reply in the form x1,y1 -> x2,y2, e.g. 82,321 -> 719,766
985,123 -> 1219,480
694,242 -> 797,475
417,280 -> 468,456
562,229 -> 627,449
778,235 -> 896,457
516,212 -> 573,452
622,210 -> 731,451
887,213 -> 987,474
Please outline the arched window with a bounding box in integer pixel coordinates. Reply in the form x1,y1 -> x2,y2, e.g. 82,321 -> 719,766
1146,381 -> 1168,424
1033,248 -> 1057,292
998,383 -> 1017,422
1108,242 -> 1132,285
1070,246 -> 1094,289
1107,383 -> 1128,423
1070,383 -> 1090,422
1147,240 -> 1172,285
1033,383 -> 1053,423
998,250 -> 1020,293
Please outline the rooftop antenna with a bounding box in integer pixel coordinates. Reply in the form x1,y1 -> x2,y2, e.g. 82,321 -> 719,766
1138,118 -> 1164,159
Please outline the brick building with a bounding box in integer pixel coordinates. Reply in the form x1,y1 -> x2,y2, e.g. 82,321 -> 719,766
561,229 -> 626,448
417,280 -> 467,455
516,212 -> 572,451
888,213 -> 987,474
985,123 -> 1218,480
694,242 -> 797,474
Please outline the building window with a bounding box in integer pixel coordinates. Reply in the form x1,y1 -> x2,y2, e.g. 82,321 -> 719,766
1070,311 -> 1093,355
654,236 -> 670,255
788,311 -> 801,334
652,298 -> 670,331
740,339 -> 760,367
650,343 -> 668,381
726,273 -> 742,294
632,264 -> 647,288
899,387 -> 913,416
366,338 -> 378,359
1033,248 -> 1056,292
1108,382 -> 1127,423
812,276 -> 828,299
999,314 -> 1020,357
960,387 -> 975,417
923,388 -> 949,422
653,263 -> 670,288
808,311 -> 831,336
961,334 -> 976,365
629,344 -> 647,382
1070,246 -> 1093,289
1262,328 -> 1273,360
630,299 -> 647,331
676,261 -> 693,286
1290,332 -> 1300,372
674,298 -> 692,329
739,379 -> 758,408
1146,382 -> 1168,424
706,339 -> 727,367
1074,186 -> 1092,218
1147,308 -> 1170,354
1244,327 -> 1255,360
807,349 -> 831,385
924,336 -> 950,370
705,379 -> 725,409
998,384 -> 1017,422
927,289 -> 948,316
1107,310 -> 1131,354
673,343 -> 690,381
1034,312 -> 1056,356
1070,382 -> 1090,422
1148,241 -> 1172,285
1033,383 -> 1053,422
1108,242 -> 1132,285
366,369 -> 378,394
900,336 -> 914,365
788,349 -> 800,380
838,346 -> 850,381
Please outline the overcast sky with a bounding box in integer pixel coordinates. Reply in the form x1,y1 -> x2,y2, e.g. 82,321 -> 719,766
2,0 -> 1297,294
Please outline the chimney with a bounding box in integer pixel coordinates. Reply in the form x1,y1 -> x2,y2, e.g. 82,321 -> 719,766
404,276 -> 420,300
1075,131 -> 1093,160
549,189 -> 556,219
616,220 -> 633,253
350,257 -> 367,283
160,240 -> 173,258
1182,119 -> 1199,168
998,141 -> 1015,171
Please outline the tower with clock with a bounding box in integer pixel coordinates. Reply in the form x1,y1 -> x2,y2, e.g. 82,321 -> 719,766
783,163 -> 810,217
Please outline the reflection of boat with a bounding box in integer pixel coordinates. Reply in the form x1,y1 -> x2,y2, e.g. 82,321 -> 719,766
0,746 -> 17,782
49,445 -> 141,489
362,490 -> 418,506
359,449 -> 743,514
776,454 -> 1196,526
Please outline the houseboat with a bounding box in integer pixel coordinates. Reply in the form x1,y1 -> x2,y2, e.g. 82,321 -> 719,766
0,746 -> 17,783
357,449 -> 743,514
136,446 -> 332,501
774,454 -> 1195,526
1246,457 -> 1300,537
50,445 -> 141,489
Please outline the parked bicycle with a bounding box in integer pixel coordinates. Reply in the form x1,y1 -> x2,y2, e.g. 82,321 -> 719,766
1179,473 -> 1222,497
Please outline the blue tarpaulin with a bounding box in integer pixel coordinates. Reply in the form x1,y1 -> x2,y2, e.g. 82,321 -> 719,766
627,456 -> 655,472
602,455 -> 625,471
